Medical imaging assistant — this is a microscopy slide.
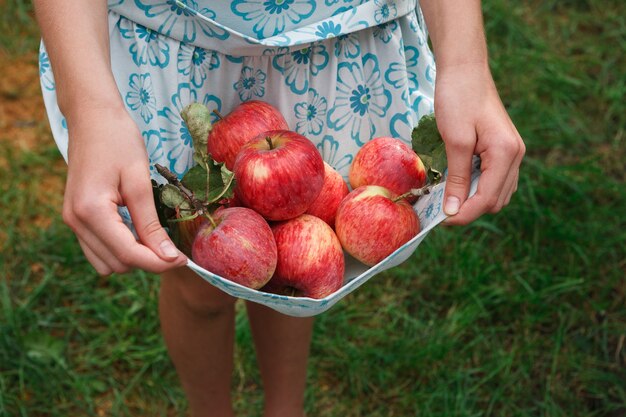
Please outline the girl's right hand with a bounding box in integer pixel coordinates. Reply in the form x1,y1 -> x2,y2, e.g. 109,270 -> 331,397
62,104 -> 188,275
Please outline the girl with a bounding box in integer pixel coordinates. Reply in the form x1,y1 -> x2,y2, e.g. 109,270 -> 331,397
34,1 -> 524,416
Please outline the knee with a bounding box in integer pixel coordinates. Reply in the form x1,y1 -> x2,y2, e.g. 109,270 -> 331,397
161,267 -> 237,317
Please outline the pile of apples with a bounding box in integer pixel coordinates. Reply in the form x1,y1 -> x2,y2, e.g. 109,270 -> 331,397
188,101 -> 427,299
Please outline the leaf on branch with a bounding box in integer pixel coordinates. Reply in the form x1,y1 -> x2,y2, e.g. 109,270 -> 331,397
160,183 -> 187,209
411,114 -> 447,184
181,165 -> 208,201
152,181 -> 175,228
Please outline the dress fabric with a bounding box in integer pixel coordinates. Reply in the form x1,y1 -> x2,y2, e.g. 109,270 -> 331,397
39,0 -> 436,225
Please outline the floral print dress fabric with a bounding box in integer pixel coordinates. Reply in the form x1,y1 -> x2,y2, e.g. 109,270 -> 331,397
40,0 -> 435,180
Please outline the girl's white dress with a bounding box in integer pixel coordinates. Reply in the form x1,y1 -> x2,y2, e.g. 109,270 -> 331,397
38,0 -> 451,316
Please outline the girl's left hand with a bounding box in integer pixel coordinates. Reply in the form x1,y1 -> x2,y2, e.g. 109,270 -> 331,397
433,62 -> 526,225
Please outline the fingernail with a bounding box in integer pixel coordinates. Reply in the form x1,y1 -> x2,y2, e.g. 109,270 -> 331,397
444,196 -> 460,215
160,240 -> 179,258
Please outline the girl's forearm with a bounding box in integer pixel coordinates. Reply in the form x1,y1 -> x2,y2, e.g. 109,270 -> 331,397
34,1 -> 123,120
420,0 -> 489,70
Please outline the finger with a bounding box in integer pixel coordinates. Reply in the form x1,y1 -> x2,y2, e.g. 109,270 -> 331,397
73,197 -> 187,273
442,133 -> 476,216
77,237 -> 113,276
65,200 -> 131,273
445,146 -> 515,225
499,138 -> 524,208
75,227 -> 131,274
502,172 -> 518,207
120,166 -> 184,262
495,169 -> 518,211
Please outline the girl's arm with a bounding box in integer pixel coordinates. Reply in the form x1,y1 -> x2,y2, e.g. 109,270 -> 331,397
420,0 -> 526,225
34,1 -> 187,274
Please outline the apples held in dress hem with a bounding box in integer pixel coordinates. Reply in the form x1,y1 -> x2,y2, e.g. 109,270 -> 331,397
349,136 -> 426,203
191,207 -> 277,290
335,185 -> 420,266
262,214 -> 345,299
207,100 -> 288,170
233,130 -> 325,221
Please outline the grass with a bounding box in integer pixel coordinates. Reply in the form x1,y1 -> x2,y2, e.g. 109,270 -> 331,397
1,0 -> 625,416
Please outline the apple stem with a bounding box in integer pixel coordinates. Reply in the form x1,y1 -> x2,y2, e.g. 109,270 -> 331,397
212,109 -> 224,120
265,136 -> 274,150
203,211 -> 217,229
393,184 -> 433,203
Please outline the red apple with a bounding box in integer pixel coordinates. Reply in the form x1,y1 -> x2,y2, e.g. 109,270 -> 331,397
233,130 -> 324,221
191,207 -> 277,289
349,136 -> 427,202
208,100 -> 288,170
262,214 -> 344,299
335,185 -> 420,266
305,161 -> 349,228
172,210 -> 206,258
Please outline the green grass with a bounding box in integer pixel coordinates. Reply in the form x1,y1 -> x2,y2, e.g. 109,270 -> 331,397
1,0 -> 625,416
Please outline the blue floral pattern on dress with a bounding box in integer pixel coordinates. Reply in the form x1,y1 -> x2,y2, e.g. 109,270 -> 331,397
234,66 -> 267,101
317,135 -> 353,179
372,20 -> 397,43
177,45 -> 220,88
373,0 -> 397,24
314,21 -> 342,38
232,0 -> 316,39
202,94 -> 223,124
142,129 -> 165,176
135,0 -> 229,42
157,84 -> 196,177
334,33 -> 360,58
126,73 -> 157,124
272,44 -> 329,94
385,45 -> 418,108
294,88 -> 327,136
328,53 -> 391,145
118,20 -> 170,67
389,111 -> 413,143
38,51 -> 55,91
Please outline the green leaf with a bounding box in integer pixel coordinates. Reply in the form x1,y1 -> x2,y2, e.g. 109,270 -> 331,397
152,181 -> 174,228
181,164 -> 208,201
207,161 -> 235,203
411,114 -> 447,183
160,184 -> 186,209
179,156 -> 235,207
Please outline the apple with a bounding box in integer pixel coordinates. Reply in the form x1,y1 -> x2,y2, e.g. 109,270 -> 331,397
349,136 -> 427,202
172,211 -> 207,258
262,214 -> 344,299
191,207 -> 277,289
233,130 -> 324,221
208,100 -> 288,170
305,161 -> 349,228
335,185 -> 420,266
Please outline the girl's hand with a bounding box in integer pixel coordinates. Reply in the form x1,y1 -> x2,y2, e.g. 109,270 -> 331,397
62,105 -> 188,275
434,63 -> 526,225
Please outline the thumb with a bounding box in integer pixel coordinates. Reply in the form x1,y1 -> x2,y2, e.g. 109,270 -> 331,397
122,172 -> 185,262
442,136 -> 475,216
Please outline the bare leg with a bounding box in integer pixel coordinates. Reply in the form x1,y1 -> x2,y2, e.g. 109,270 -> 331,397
159,267 -> 236,417
246,301 -> 314,417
